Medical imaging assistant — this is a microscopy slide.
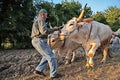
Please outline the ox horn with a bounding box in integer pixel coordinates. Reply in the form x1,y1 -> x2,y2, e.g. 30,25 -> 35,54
76,3 -> 87,22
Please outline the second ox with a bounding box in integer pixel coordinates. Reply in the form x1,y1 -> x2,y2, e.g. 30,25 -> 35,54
48,31 -> 84,64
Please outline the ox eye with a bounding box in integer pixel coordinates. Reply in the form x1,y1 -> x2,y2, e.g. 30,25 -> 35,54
69,24 -> 73,26
52,39 -> 55,42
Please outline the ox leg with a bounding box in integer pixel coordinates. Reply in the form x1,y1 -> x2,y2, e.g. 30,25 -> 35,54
65,50 -> 72,65
85,56 -> 90,67
85,48 -> 91,67
86,42 -> 100,67
101,47 -> 108,63
71,51 -> 76,62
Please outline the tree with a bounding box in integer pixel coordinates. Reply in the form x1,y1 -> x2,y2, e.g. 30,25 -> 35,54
54,1 -> 82,25
104,6 -> 120,31
0,0 -> 35,49
92,12 -> 108,24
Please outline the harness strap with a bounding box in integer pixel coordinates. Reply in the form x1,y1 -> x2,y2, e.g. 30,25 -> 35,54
86,23 -> 92,42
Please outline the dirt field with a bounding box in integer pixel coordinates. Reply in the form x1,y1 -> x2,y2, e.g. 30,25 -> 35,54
0,49 -> 120,80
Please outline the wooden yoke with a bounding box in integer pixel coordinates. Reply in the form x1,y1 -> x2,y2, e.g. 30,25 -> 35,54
83,18 -> 93,23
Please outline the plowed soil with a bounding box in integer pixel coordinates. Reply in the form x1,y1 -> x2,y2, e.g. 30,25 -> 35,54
0,49 -> 120,80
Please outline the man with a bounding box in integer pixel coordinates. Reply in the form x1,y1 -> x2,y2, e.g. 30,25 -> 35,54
31,9 -> 61,79
110,33 -> 120,52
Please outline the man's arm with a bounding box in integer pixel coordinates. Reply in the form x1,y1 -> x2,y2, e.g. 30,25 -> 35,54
38,18 -> 54,35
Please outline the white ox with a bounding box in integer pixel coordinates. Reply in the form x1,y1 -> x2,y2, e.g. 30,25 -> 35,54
48,31 -> 83,64
59,17 -> 113,67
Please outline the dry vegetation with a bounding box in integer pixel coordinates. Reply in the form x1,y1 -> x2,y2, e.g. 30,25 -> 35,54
0,49 -> 120,80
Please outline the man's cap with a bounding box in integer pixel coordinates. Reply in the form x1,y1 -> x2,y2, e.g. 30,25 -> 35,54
38,9 -> 47,14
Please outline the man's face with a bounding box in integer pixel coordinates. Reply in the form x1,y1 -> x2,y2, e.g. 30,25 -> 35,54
112,34 -> 115,38
39,13 -> 48,20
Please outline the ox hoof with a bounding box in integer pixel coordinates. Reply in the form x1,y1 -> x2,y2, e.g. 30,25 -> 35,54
71,59 -> 75,63
85,63 -> 90,68
89,64 -> 94,68
85,63 -> 89,67
85,62 -> 94,68
101,60 -> 106,64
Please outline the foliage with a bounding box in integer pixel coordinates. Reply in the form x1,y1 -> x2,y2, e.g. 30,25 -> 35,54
104,6 -> 120,31
0,0 -> 35,49
84,7 -> 92,18
92,6 -> 120,31
92,12 -> 108,24
54,1 -> 82,26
